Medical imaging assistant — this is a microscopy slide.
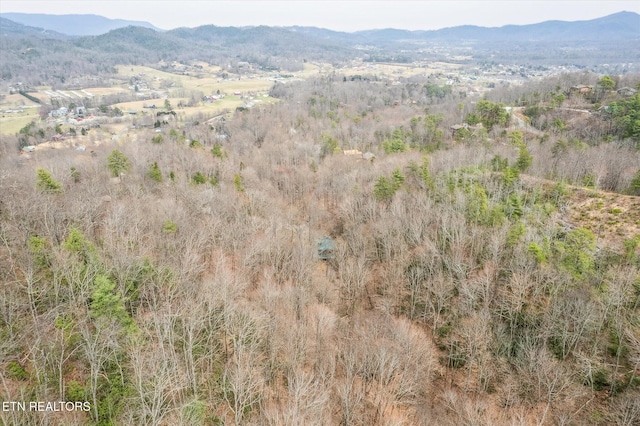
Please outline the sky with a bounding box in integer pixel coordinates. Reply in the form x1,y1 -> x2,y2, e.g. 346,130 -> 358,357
1,1 -> 639,32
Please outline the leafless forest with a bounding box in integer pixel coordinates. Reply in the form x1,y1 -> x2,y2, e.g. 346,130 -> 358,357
1,68 -> 640,426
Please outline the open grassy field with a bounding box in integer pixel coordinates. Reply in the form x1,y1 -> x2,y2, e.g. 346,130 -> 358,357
0,94 -> 41,135
115,65 -> 274,97
0,110 -> 39,135
1,93 -> 40,107
366,63 -> 428,77
26,87 -> 130,103
116,65 -> 193,81
112,65 -> 279,118
317,61 -> 464,79
77,87 -> 130,97
196,78 -> 273,95
298,62 -> 324,77
112,94 -> 278,121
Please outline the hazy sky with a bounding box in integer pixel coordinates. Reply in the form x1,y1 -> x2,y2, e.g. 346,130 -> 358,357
1,1 -> 639,32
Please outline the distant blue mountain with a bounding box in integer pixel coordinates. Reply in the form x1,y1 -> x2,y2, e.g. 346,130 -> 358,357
345,11 -> 640,44
424,11 -> 640,42
0,13 -> 162,36
2,10 -> 638,41
0,16 -> 69,39
1,11 -> 638,85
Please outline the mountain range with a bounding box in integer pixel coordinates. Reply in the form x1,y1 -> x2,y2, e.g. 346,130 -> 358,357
1,11 -> 638,86
1,11 -> 638,41
0,13 -> 162,36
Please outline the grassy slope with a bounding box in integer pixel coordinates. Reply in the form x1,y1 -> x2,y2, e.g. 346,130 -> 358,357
569,188 -> 640,251
0,94 -> 40,134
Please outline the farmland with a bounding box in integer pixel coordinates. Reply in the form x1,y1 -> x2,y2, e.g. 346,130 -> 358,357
1,62 -> 326,136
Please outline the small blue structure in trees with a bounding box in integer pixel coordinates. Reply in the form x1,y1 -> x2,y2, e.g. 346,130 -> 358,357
317,236 -> 335,260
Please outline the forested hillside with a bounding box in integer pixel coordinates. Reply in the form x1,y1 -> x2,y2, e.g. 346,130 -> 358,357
1,69 -> 639,425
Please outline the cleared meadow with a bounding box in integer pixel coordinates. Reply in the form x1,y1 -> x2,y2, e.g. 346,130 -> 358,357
115,65 -> 274,96
0,94 -> 41,135
1,61 -> 459,135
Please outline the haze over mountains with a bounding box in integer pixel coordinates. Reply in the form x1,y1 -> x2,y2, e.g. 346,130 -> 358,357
0,13 -> 162,36
1,11 -> 639,86
1,11 -> 638,41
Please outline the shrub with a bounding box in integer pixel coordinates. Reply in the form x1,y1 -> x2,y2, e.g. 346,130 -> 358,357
211,143 -> 227,158
454,127 -> 474,143
162,220 -> 178,234
192,172 -> 207,185
555,227 -> 596,279
320,134 -> 341,158
508,130 -> 524,147
548,181 -> 569,209
66,380 -> 87,402
466,184 -> 489,224
502,166 -> 520,186
623,235 -> 640,263
6,362 -> 28,380
590,369 -> 610,391
233,174 -> 245,192
28,235 -> 50,268
528,242 -> 548,263
490,155 -> 509,172
182,399 -> 206,425
515,146 -> 533,172
505,194 -> 524,220
107,150 -> 130,177
507,221 -> 526,246
373,176 -> 396,203
62,226 -> 96,265
583,174 -> 596,188
70,166 -> 80,183
383,138 -> 408,153
391,168 -> 405,188
471,99 -> 510,129
36,168 -> 63,193
147,162 -> 162,182
91,274 -> 134,332
629,169 -> 640,195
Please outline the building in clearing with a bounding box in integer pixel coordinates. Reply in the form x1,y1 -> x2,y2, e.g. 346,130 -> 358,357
316,237 -> 335,260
